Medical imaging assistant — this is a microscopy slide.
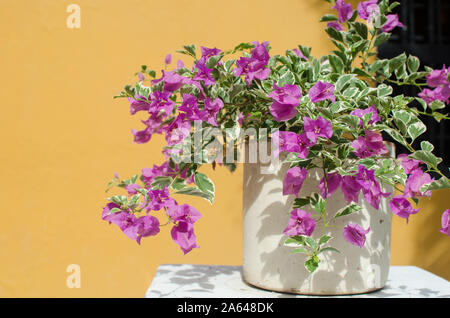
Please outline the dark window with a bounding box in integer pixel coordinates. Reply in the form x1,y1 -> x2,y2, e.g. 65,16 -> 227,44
378,0 -> 450,178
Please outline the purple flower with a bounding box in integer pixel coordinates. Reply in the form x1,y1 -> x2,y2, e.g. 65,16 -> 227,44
343,223 -> 370,248
164,113 -> 192,146
389,195 -> 420,224
418,88 -> 439,104
148,91 -> 174,117
273,131 -> 298,157
102,205 -> 160,244
327,21 -> 344,31
304,116 -> 333,143
168,204 -> 202,224
341,176 -> 362,203
201,97 -> 224,126
283,167 -> 308,197
125,183 -> 140,196
234,42 -> 270,86
152,70 -> 190,92
426,65 -> 449,88
318,173 -> 342,198
381,14 -> 404,33
164,53 -> 172,65
283,209 -> 316,237
131,127 -> 151,144
269,84 -> 302,122
355,164 -> 376,191
363,179 -> 391,210
292,48 -> 308,60
351,130 -> 387,158
193,61 -> 216,86
397,154 -> 421,175
332,0 -> 354,23
404,169 -> 433,198
350,105 -> 381,127
177,60 -> 185,69
308,81 -> 336,103
439,209 -> 450,236
272,131 -> 314,159
199,46 -> 222,64
141,162 -> 173,185
351,136 -> 373,158
134,215 -> 161,244
128,95 -> 150,115
355,165 -> 390,209
171,221 -> 199,254
178,94 -> 203,121
145,187 -> 174,211
296,133 -> 314,159
364,130 -> 387,155
357,0 -> 379,21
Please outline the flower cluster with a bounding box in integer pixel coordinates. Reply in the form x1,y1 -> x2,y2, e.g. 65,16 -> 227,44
419,66 -> 450,105
104,0 -> 449,272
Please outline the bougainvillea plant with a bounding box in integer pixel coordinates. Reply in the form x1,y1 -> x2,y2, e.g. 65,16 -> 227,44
103,0 -> 450,273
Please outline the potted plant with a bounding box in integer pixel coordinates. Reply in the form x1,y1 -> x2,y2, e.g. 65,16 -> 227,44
102,0 -> 450,295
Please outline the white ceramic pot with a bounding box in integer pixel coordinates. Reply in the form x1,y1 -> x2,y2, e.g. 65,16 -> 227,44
242,146 -> 394,295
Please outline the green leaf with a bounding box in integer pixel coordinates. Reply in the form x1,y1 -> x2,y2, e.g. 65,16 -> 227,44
407,121 -> 426,141
183,44 -> 197,57
415,97 -> 428,111
409,150 -> 442,169
319,247 -> 341,254
205,55 -> 222,68
389,53 -> 407,73
420,141 -> 434,152
151,176 -> 172,190
278,70 -> 295,86
310,193 -> 326,213
325,27 -> 344,43
342,86 -> 359,98
328,54 -> 344,73
284,235 -> 306,246
319,235 -> 332,245
383,127 -> 408,147
291,247 -> 308,254
335,74 -> 355,92
293,197 -> 311,209
304,237 -> 319,250
135,82 -> 151,98
304,256 -> 320,273
426,177 -> 450,191
194,172 -> 215,199
232,42 -> 254,53
229,84 -> 245,100
320,14 -> 338,22
109,207 -> 122,214
373,33 -> 390,47
429,100 -> 445,111
353,22 -> 368,39
174,186 -> 214,204
339,114 -> 361,128
171,178 -> 186,191
377,84 -> 393,97
334,203 -> 362,219
407,55 -> 420,73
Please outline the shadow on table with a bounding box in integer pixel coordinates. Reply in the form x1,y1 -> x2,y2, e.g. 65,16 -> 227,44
148,264 -> 240,297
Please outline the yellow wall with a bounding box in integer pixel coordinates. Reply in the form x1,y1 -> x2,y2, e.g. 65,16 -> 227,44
0,0 -> 448,297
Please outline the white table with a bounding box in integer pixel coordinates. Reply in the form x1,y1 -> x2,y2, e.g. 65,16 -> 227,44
146,264 -> 450,298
